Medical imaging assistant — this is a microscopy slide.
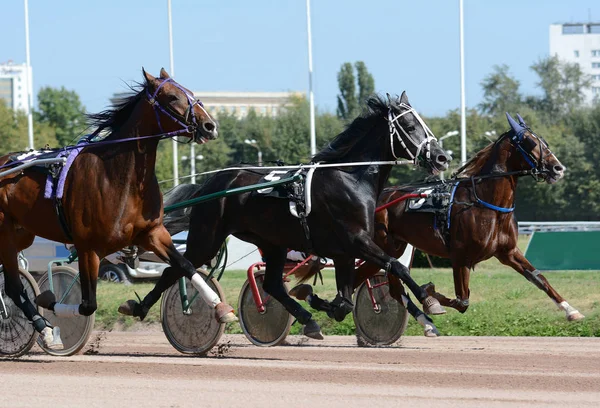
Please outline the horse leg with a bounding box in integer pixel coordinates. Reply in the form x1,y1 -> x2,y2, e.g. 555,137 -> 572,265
37,249 -> 99,319
352,231 -> 445,315
388,274 -> 440,337
421,263 -> 471,313
261,246 -> 323,340
118,225 -> 236,323
496,248 -> 584,321
0,223 -> 62,349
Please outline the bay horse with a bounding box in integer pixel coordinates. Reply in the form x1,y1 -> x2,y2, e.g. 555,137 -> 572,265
120,93 -> 451,338
0,69 -> 236,351
345,113 -> 583,335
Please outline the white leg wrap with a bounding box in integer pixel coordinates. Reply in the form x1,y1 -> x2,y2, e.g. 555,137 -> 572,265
417,314 -> 438,337
53,303 -> 81,318
559,301 -> 579,317
191,273 -> 220,308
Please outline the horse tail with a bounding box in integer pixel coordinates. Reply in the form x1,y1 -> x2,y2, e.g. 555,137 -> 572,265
163,183 -> 204,235
291,259 -> 323,284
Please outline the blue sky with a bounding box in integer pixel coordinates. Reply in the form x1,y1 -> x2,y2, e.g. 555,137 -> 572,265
2,0 -> 598,117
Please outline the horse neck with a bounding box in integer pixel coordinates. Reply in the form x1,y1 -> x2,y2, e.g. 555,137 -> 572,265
473,138 -> 519,207
345,119 -> 396,194
97,101 -> 161,187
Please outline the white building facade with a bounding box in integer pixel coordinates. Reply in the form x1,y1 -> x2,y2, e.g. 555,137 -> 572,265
549,23 -> 600,104
0,61 -> 31,114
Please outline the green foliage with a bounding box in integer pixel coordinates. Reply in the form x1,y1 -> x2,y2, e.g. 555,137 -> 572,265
336,61 -> 375,121
0,103 -> 58,154
479,64 -> 522,116
36,86 -> 87,146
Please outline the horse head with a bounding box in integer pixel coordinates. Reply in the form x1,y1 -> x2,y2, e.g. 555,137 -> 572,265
143,68 -> 218,143
505,113 -> 564,184
387,92 -> 450,174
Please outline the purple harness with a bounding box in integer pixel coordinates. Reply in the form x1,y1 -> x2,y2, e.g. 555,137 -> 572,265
44,141 -> 87,200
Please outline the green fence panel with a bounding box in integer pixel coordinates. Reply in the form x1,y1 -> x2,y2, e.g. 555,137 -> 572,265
525,231 -> 600,270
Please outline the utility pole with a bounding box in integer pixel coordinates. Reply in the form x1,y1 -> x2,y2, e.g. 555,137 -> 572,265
306,0 -> 316,156
24,0 -> 34,150
168,0 -> 179,185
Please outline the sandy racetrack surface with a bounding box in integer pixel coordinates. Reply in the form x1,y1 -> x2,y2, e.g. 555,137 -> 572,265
2,332 -> 599,407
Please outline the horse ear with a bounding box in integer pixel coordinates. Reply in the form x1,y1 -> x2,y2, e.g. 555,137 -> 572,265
516,113 -> 527,127
142,68 -> 157,85
399,91 -> 410,106
159,68 -> 171,79
386,93 -> 393,106
506,112 -> 525,139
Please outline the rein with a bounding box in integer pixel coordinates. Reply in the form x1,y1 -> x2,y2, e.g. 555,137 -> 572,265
0,78 -> 204,173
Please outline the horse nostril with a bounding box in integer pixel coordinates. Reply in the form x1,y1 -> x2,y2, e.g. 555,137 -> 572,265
437,154 -> 448,163
203,121 -> 215,132
554,165 -> 564,173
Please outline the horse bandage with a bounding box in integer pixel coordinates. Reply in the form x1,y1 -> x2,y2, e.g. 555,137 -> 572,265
53,303 -> 81,317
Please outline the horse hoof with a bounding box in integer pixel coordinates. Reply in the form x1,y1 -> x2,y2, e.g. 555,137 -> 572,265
423,296 -> 446,315
303,320 -> 324,340
118,300 -> 148,320
35,290 -> 56,309
289,284 -> 313,301
567,311 -> 585,321
215,303 -> 238,323
118,300 -> 137,316
41,326 -> 64,350
424,326 -> 439,337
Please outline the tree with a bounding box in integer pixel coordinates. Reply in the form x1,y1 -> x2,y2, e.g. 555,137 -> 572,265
36,86 -> 87,146
336,61 -> 375,121
0,104 -> 58,154
479,64 -> 522,116
529,56 -> 592,118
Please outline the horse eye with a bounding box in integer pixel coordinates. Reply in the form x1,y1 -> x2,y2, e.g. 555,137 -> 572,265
406,125 -> 416,132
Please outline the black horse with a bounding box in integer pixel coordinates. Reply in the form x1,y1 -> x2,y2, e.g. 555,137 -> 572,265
120,93 -> 451,337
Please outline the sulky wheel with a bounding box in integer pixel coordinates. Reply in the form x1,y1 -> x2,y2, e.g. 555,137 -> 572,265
353,271 -> 409,346
37,266 -> 95,356
161,269 -> 225,355
0,268 -> 40,358
238,271 -> 293,347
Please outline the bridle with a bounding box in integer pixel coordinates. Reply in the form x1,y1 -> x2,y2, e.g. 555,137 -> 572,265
387,103 -> 438,165
146,78 -> 208,144
509,127 -> 553,181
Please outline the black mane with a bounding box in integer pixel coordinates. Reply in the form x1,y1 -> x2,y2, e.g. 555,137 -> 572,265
312,95 -> 388,163
87,82 -> 146,140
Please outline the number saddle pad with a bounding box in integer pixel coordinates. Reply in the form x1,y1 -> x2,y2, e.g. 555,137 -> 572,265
403,182 -> 455,246
252,167 -> 310,219
6,139 -> 88,200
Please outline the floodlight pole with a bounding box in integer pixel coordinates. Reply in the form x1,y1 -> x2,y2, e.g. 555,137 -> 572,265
24,0 -> 34,150
459,0 -> 467,164
168,0 -> 179,186
306,0 -> 316,156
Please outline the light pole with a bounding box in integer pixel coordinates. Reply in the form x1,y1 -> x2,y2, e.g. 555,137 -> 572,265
24,0 -> 34,150
459,0 -> 467,164
245,139 -> 262,166
182,154 -> 203,184
440,130 -> 458,180
306,0 -> 316,156
167,0 -> 179,186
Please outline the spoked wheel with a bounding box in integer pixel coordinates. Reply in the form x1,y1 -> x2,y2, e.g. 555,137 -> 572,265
161,269 -> 225,355
353,271 -> 409,346
0,269 -> 40,358
36,266 -> 95,356
238,271 -> 293,347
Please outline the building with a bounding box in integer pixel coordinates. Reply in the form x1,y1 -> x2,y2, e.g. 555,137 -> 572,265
549,22 -> 600,104
194,91 -> 303,119
0,61 -> 31,114
111,90 -> 303,119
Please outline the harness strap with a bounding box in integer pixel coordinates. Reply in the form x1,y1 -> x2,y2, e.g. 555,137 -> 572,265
469,177 -> 514,213
54,197 -> 73,241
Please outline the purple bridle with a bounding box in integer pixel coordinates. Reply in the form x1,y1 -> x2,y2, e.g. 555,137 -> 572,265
146,77 -> 207,144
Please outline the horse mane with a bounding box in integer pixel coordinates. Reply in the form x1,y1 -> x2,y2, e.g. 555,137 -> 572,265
455,131 -> 510,177
86,82 -> 146,140
312,95 -> 388,163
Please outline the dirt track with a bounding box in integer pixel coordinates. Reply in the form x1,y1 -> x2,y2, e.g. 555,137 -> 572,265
2,332 -> 599,407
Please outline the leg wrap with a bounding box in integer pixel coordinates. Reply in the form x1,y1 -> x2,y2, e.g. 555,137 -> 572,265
54,303 -> 81,318
191,273 -> 220,308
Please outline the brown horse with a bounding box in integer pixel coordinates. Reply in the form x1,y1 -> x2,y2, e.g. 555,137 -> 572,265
349,113 -> 584,335
0,69 -> 235,350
